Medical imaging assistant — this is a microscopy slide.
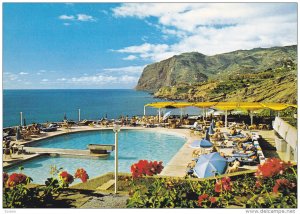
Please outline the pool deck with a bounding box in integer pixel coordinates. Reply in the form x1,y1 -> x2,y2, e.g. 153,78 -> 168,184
3,125 -> 274,177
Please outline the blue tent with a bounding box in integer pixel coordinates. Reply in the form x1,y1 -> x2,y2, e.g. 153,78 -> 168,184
193,152 -> 227,178
208,123 -> 215,135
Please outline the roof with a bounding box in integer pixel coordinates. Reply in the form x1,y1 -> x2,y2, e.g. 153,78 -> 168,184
145,101 -> 297,111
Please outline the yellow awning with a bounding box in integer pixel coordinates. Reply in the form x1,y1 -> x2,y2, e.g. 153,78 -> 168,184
145,101 -> 297,111
213,102 -> 239,111
145,102 -> 175,108
193,102 -> 218,108
237,102 -> 265,111
260,103 -> 295,111
169,102 -> 195,108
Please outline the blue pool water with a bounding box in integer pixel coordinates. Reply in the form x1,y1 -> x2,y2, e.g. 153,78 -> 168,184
5,130 -> 186,184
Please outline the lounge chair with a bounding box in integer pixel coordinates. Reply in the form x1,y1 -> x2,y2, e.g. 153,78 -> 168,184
78,120 -> 93,126
232,151 -> 256,158
41,124 -> 57,132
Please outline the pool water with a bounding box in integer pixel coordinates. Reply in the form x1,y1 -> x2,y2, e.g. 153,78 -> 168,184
5,130 -> 186,184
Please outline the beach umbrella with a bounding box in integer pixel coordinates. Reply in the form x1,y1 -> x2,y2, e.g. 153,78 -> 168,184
205,129 -> 210,141
193,152 -> 227,178
208,123 -> 215,135
190,136 -> 213,148
23,118 -> 26,127
190,129 -> 209,149
163,111 -> 171,121
211,119 -> 215,129
16,126 -> 22,141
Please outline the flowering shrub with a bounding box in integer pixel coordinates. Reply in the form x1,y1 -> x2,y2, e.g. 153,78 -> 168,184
131,160 -> 164,178
3,167 -> 89,208
59,171 -> 74,186
272,179 -> 293,194
214,177 -> 232,193
198,194 -> 217,207
6,173 -> 29,187
127,158 -> 297,208
75,168 -> 89,183
255,158 -> 291,178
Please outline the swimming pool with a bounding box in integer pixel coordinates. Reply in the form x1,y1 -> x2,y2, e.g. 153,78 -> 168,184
5,130 -> 186,184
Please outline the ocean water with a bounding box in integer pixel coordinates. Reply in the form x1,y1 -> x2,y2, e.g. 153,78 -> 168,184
3,89 -> 164,127
3,89 -> 202,128
6,130 -> 186,184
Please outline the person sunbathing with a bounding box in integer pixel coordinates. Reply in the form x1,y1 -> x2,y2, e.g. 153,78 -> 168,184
234,133 -> 252,144
229,128 -> 237,136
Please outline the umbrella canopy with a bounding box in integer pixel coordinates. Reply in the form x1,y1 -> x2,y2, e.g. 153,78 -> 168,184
204,129 -> 210,141
208,123 -> 215,135
190,138 -> 213,148
211,119 -> 215,129
16,126 -> 22,141
193,152 -> 228,178
163,111 -> 172,120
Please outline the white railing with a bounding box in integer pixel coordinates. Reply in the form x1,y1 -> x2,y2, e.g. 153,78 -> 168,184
273,117 -> 297,162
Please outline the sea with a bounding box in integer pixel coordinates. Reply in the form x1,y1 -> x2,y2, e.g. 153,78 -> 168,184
3,89 -> 201,128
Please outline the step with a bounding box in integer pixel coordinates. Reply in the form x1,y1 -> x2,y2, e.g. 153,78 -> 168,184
96,179 -> 115,191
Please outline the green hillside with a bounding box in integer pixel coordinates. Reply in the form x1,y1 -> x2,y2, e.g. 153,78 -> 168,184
136,45 -> 297,104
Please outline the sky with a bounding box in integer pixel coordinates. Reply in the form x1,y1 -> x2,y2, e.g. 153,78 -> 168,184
3,2 -> 297,89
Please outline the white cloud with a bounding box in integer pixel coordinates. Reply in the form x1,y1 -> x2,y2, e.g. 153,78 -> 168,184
102,66 -> 145,74
58,14 -> 96,24
41,79 -> 48,82
4,72 -> 19,81
113,3 -> 297,60
77,14 -> 95,22
19,72 -> 28,75
59,15 -> 75,20
122,55 -> 138,60
57,78 -> 67,81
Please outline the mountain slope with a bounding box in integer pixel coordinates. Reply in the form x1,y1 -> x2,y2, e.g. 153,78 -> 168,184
136,45 -> 297,92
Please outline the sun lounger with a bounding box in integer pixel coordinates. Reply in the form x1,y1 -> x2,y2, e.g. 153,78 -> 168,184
41,124 -> 58,132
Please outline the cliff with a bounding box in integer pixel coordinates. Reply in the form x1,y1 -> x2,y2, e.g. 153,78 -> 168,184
136,45 -> 297,93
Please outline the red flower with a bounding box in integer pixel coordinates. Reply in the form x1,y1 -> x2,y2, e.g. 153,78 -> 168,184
59,171 -> 74,184
273,179 -> 291,194
6,173 -> 28,187
209,197 -> 217,204
255,180 -> 262,188
214,181 -> 222,193
198,194 -> 209,206
256,158 -> 291,179
130,160 -> 164,178
215,177 -> 232,193
74,168 -> 89,183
